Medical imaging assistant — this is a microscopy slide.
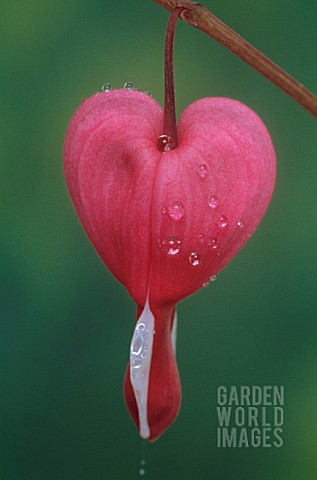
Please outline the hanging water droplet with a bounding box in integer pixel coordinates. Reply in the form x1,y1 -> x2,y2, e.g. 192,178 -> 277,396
208,195 -> 219,209
168,202 -> 185,221
210,275 -> 217,282
159,236 -> 181,255
237,219 -> 244,228
124,81 -> 134,89
101,83 -> 112,92
189,252 -> 201,266
217,215 -> 228,229
157,135 -> 174,152
197,163 -> 208,178
209,238 -> 218,249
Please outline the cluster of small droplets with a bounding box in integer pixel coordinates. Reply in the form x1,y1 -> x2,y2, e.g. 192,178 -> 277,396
101,83 -> 112,92
197,163 -> 208,178
123,82 -> 152,96
157,135 -> 174,152
188,252 -> 201,266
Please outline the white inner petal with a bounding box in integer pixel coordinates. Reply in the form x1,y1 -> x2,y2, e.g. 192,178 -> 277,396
130,296 -> 155,439
171,310 -> 177,356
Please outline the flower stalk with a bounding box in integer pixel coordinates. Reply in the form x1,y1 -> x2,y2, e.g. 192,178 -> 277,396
153,0 -> 317,118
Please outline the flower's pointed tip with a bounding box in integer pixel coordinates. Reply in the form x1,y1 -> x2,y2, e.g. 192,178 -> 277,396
124,304 -> 181,441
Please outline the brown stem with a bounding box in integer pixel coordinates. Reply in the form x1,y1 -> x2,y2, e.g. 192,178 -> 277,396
152,0 -> 317,119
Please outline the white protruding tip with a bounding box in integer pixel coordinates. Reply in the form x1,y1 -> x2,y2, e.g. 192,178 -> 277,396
171,310 -> 177,356
130,296 -> 155,439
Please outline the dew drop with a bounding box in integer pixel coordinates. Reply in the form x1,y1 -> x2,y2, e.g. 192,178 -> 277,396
161,207 -> 167,214
157,135 -> 174,152
101,83 -> 112,92
189,252 -> 201,266
197,163 -> 208,178
209,238 -> 218,249
208,195 -> 219,209
168,202 -> 185,221
144,91 -> 152,97
203,282 -> 209,288
237,219 -> 244,228
124,81 -> 134,89
197,233 -> 205,243
217,215 -> 228,229
159,236 -> 181,255
210,275 -> 217,282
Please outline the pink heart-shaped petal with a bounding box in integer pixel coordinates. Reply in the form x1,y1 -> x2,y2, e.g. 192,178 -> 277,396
64,89 -> 275,440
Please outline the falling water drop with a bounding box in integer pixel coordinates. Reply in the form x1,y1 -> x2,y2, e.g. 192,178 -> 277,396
197,163 -> 208,178
124,81 -> 134,89
208,195 -> 219,209
101,83 -> 112,92
157,135 -> 174,152
168,202 -> 185,221
189,252 -> 201,266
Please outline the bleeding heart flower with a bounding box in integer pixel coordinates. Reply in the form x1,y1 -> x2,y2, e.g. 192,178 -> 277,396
63,8 -> 275,442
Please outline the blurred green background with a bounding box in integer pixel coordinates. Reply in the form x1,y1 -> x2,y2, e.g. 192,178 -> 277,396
1,1 -> 317,479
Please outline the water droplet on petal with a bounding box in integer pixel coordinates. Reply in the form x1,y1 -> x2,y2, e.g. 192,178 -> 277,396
144,91 -> 152,97
161,207 -> 167,214
159,236 -> 181,255
197,163 -> 208,178
237,219 -> 244,228
209,238 -> 218,249
197,233 -> 205,243
208,195 -> 219,209
124,81 -> 134,89
189,252 -> 201,266
168,202 -> 185,221
203,282 -> 209,288
101,83 -> 112,92
210,275 -> 217,282
217,215 -> 228,229
157,135 -> 174,152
